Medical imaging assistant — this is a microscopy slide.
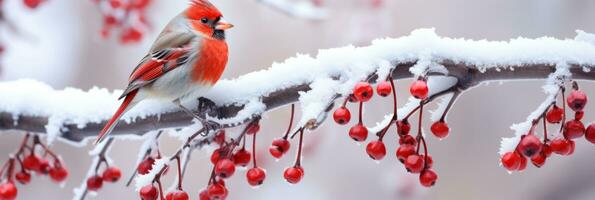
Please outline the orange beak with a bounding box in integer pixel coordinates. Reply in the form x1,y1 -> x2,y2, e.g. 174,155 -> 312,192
215,19 -> 234,30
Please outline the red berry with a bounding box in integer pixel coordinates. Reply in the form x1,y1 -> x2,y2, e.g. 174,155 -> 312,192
246,167 -> 266,186
138,157 -> 155,175
399,135 -> 417,146
199,189 -> 210,200
246,123 -> 260,135
376,81 -> 392,97
333,107 -> 351,125
567,140 -> 576,155
283,166 -> 304,184
15,171 -> 31,185
37,159 -> 50,174
0,182 -> 17,200
353,82 -> 374,102
586,124 -> 595,144
563,120 -> 585,139
430,121 -> 450,139
397,120 -> 411,136
410,80 -> 429,99
349,123 -> 368,142
550,138 -> 573,155
419,169 -> 438,187
207,183 -> 228,200
366,140 -> 387,160
405,155 -> 425,173
546,105 -> 564,123
22,154 -> 41,171
215,159 -> 236,178
232,149 -> 251,167
423,155 -> 434,169
396,144 -> 416,163
501,152 -> 521,171
269,138 -> 291,159
139,184 -> 158,200
49,166 -> 69,182
102,167 -> 122,182
575,111 -> 584,121
166,190 -> 189,200
23,0 -> 42,9
517,155 -> 528,171
214,130 -> 226,145
566,90 -> 587,112
531,152 -> 547,168
518,134 -> 542,158
86,175 -> 104,191
211,149 -> 223,165
542,144 -> 553,157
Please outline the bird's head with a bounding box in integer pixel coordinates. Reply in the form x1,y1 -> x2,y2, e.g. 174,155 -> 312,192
186,0 -> 233,40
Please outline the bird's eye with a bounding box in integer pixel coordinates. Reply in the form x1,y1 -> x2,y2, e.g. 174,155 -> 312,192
200,18 -> 209,24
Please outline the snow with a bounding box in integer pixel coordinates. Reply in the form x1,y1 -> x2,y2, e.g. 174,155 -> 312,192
498,62 -> 571,155
134,157 -> 170,191
1,29 -> 595,144
575,30 -> 595,46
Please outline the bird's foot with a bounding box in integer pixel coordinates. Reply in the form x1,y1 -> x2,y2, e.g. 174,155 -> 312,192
198,118 -> 221,136
197,97 -> 218,115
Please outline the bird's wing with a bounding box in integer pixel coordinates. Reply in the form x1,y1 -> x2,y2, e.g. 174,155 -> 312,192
119,31 -> 197,100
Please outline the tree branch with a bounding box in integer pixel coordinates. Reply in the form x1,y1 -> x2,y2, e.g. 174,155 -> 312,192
1,29 -> 594,142
1,62 -> 592,142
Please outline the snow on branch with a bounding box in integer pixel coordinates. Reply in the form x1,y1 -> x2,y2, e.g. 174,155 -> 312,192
0,28 -> 595,143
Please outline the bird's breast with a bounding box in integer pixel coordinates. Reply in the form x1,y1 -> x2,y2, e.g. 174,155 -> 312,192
191,39 -> 229,85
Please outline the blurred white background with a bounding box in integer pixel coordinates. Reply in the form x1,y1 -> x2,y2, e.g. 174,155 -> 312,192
1,0 -> 595,199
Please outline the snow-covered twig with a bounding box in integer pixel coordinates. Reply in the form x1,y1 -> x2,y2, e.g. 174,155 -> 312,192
73,137 -> 115,200
0,29 -> 594,143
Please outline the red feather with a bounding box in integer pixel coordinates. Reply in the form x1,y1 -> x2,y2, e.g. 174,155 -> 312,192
95,90 -> 138,144
192,39 -> 228,85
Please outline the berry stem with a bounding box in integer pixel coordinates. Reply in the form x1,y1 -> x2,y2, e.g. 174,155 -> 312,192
282,104 -> 296,140
416,102 -> 424,153
156,179 -> 165,200
558,87 -> 567,133
389,75 -> 398,118
5,158 -> 15,182
175,156 -> 183,190
543,116 -> 548,142
294,128 -> 305,167
252,133 -> 258,168
358,101 -> 364,124
15,133 -> 31,156
420,136 -> 429,169
33,135 -> 59,160
439,91 -> 460,121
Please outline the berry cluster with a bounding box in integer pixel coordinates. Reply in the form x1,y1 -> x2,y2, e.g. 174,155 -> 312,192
501,81 -> 592,171
332,76 -> 445,187
90,0 -> 151,44
85,160 -> 122,192
0,134 -> 67,200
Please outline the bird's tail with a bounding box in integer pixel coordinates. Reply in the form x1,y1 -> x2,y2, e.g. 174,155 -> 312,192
95,90 -> 139,145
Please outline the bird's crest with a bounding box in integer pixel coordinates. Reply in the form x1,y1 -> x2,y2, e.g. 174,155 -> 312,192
187,0 -> 222,19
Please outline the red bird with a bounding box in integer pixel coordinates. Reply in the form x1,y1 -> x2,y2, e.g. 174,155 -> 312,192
96,0 -> 233,144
